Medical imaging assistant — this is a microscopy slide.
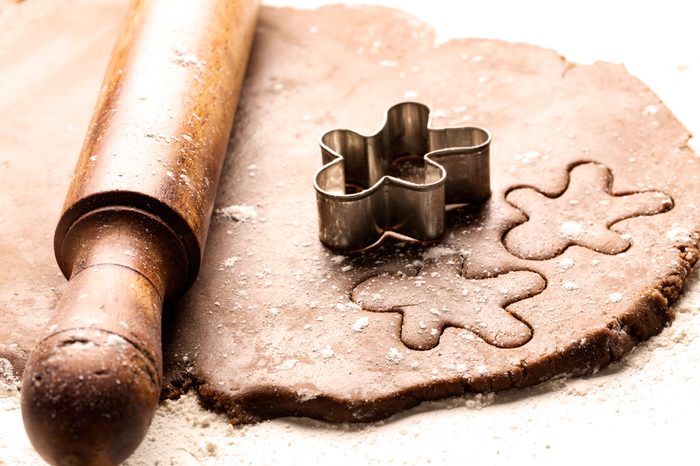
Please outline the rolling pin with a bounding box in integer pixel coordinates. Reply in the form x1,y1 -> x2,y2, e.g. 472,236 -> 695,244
20,0 -> 258,464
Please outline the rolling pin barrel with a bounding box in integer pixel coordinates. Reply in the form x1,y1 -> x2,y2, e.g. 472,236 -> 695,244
20,0 -> 258,464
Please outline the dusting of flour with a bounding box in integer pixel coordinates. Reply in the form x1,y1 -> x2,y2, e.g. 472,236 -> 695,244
1,359 -> 43,465
104,268 -> 700,463
214,204 -> 258,222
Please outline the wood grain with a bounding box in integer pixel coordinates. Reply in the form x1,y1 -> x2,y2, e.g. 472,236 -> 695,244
20,0 -> 258,464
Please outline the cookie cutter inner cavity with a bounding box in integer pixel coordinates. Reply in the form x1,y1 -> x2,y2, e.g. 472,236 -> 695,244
314,102 -> 491,251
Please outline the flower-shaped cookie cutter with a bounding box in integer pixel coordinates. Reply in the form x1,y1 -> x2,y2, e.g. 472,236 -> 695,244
314,102 -> 491,250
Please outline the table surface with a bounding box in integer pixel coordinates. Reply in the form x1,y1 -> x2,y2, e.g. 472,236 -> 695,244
1,0 -> 699,464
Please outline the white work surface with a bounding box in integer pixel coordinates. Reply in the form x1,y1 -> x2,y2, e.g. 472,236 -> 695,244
2,1 -> 699,464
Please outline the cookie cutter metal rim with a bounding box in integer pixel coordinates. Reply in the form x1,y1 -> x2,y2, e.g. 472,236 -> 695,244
313,150 -> 448,201
314,101 -> 491,250
314,103 -> 492,200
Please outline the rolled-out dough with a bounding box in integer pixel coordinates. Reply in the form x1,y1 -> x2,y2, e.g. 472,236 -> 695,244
160,6 -> 700,422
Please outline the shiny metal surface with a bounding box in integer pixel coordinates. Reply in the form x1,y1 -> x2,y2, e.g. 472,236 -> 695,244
314,102 -> 491,251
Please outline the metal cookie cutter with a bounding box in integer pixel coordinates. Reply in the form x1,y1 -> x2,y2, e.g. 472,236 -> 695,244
314,101 -> 491,251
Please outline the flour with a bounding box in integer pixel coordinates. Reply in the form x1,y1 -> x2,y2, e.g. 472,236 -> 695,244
320,345 -> 335,360
352,316 -> 370,332
556,257 -> 575,270
221,256 -> 240,269
515,150 -> 541,165
3,167 -> 699,466
385,347 -> 405,364
1,359 -> 42,464
0,358 -> 18,393
120,268 -> 700,463
215,205 -> 258,222
559,221 -> 584,238
171,46 -> 206,70
667,224 -> 695,243
422,246 -> 456,260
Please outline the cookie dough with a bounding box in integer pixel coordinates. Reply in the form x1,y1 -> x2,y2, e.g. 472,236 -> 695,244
160,6 -> 700,423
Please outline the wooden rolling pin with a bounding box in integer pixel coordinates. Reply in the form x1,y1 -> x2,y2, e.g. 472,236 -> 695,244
20,0 -> 258,464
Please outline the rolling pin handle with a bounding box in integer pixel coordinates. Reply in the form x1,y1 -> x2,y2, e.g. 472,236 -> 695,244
21,207 -> 187,465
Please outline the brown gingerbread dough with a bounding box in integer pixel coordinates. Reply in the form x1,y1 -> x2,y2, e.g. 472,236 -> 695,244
160,6 -> 700,423
0,2 -> 698,424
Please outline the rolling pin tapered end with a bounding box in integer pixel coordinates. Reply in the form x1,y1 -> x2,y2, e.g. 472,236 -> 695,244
22,215 -> 176,465
21,328 -> 160,466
